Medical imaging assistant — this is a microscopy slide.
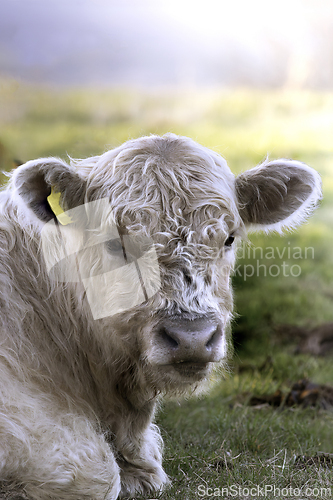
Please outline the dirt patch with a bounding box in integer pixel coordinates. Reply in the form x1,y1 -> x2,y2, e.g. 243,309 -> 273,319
294,454 -> 333,469
249,379 -> 333,409
275,323 -> 333,356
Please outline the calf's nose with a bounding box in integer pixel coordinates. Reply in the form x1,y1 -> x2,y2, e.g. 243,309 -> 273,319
157,316 -> 223,363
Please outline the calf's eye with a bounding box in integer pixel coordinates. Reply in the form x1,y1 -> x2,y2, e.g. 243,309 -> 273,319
105,239 -> 124,254
224,234 -> 235,248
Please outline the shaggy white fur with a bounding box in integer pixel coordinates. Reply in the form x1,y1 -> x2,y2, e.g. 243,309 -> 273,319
0,134 -> 321,499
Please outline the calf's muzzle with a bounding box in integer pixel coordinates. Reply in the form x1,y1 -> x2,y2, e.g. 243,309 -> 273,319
156,316 -> 223,364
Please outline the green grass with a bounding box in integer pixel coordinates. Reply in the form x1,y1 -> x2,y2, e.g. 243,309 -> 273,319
156,348 -> 333,498
154,349 -> 333,499
1,79 -> 333,498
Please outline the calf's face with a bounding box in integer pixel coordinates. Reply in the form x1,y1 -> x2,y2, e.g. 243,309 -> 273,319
12,134 -> 322,391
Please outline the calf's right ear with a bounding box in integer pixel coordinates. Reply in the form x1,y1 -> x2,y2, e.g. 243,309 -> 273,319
12,158 -> 87,223
235,159 -> 322,233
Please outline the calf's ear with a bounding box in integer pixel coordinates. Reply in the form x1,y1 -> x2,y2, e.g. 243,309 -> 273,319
235,159 -> 322,232
12,157 -> 87,223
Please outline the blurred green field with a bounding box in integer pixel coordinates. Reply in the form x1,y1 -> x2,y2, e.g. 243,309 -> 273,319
1,79 -> 333,498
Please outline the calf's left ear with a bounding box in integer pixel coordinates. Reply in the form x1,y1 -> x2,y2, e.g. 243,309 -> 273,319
235,159 -> 322,232
12,157 -> 87,224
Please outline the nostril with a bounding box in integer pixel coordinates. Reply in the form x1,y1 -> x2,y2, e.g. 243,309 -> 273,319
159,327 -> 179,349
205,326 -> 222,350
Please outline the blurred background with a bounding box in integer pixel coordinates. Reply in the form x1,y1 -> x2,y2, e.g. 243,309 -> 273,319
1,1 -> 333,490
2,0 -> 333,89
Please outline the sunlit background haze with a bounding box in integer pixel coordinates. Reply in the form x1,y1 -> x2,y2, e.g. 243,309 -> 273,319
1,0 -> 333,89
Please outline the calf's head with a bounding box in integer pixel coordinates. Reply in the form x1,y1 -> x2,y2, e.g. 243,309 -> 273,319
11,134 -> 322,392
